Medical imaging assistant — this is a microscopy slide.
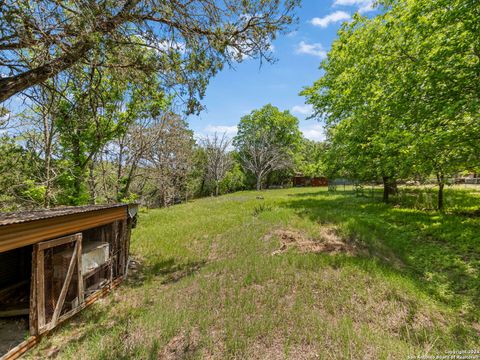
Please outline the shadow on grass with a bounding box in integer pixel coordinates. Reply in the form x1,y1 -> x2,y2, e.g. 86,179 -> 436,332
287,190 -> 355,198
126,257 -> 207,288
391,187 -> 480,210
282,191 -> 480,322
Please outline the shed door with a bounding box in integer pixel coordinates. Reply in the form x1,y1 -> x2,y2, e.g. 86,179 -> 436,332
32,233 -> 84,334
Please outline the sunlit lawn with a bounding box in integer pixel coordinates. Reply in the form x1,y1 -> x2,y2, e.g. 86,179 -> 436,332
27,186 -> 480,359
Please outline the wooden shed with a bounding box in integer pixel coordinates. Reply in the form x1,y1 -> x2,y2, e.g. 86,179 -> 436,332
293,175 -> 328,187
0,204 -> 138,359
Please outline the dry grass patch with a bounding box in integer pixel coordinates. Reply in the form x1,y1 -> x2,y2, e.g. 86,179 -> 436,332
266,226 -> 357,256
158,329 -> 200,360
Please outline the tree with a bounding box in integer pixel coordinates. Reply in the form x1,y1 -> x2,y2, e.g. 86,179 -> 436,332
301,11 -> 414,203
0,135 -> 39,210
54,63 -> 133,205
201,133 -> 232,196
237,131 -> 292,190
218,160 -> 247,194
105,76 -> 168,202
145,113 -> 195,207
20,84 -> 62,207
302,0 -> 480,208
234,105 -> 302,190
296,138 -> 327,178
0,0 -> 299,108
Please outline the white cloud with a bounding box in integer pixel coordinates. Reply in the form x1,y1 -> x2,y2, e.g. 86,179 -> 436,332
333,0 -> 362,5
358,3 -> 374,13
226,45 -> 252,61
135,34 -> 188,53
157,40 -> 186,53
295,41 -> 327,58
291,104 -> 313,116
333,0 -> 375,14
310,11 -> 351,28
204,124 -> 238,136
301,123 -> 325,142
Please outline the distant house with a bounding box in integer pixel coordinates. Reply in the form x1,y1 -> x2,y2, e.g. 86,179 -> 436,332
293,174 -> 328,187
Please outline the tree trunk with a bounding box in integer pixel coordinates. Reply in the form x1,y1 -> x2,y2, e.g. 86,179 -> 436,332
382,176 -> 398,203
382,176 -> 389,203
200,177 -> 206,196
0,0 -> 141,102
437,173 -> 445,210
115,142 -> 125,200
88,160 -> 96,204
215,181 -> 219,196
266,172 -> 272,189
44,153 -> 51,208
256,175 -> 262,191
43,133 -> 52,208
72,141 -> 83,204
73,170 -> 82,204
42,111 -> 54,208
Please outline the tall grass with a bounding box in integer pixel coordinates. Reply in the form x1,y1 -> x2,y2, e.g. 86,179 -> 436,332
26,187 -> 480,359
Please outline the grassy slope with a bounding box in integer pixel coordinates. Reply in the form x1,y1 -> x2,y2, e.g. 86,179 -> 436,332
27,187 -> 480,359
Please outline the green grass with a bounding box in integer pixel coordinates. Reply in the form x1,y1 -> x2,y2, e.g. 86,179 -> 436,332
27,187 -> 480,359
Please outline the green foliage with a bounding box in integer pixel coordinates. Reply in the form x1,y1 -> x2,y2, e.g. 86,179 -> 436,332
252,201 -> 273,216
119,192 -> 139,204
1,0 -> 299,108
234,104 -> 302,156
0,135 -> 41,209
234,104 -> 303,188
296,138 -> 327,177
55,167 -> 91,206
20,180 -> 46,205
219,162 -> 247,194
301,0 -> 480,208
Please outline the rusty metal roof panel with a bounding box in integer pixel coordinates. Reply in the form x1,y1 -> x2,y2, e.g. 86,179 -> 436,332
0,204 -> 128,227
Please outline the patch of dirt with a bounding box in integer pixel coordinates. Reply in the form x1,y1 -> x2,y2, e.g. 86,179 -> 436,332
208,235 -> 229,261
125,257 -> 147,286
472,322 -> 480,336
242,338 -> 320,360
0,317 -> 28,357
266,227 -> 356,255
159,329 -> 200,360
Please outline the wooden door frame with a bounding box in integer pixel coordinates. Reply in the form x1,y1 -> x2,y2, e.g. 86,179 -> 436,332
31,233 -> 84,334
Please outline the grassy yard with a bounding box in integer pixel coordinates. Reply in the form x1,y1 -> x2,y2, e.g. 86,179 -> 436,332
27,187 -> 480,359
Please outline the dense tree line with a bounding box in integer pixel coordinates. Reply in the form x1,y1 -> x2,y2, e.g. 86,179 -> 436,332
0,0 -> 303,210
2,0 -> 475,212
0,100 -> 320,210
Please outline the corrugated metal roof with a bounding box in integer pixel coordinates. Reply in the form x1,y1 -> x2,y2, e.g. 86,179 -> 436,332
0,204 -> 128,226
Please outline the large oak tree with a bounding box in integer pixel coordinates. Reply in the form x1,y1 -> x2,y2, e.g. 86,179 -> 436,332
302,0 -> 480,209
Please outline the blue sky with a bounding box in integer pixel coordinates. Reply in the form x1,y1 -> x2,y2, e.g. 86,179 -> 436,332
1,0 -> 376,138
189,0 -> 377,141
